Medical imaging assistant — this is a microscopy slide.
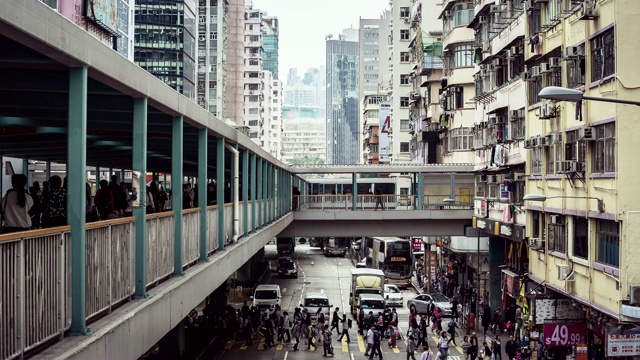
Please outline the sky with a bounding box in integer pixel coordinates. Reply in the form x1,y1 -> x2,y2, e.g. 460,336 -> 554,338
251,0 -> 389,81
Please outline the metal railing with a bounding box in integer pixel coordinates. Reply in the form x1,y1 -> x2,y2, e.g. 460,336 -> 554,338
182,208 -> 200,268
146,212 -> 174,287
0,226 -> 71,360
295,194 -> 474,211
85,218 -> 135,320
206,206 -> 219,255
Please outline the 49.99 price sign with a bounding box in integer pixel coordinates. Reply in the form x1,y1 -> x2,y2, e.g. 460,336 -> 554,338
543,323 -> 588,346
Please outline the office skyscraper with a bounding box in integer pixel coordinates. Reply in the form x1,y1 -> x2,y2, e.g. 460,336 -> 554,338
325,31 -> 359,165
261,14 -> 279,79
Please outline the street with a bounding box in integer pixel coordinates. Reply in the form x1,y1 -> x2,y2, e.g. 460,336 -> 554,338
205,244 -> 467,360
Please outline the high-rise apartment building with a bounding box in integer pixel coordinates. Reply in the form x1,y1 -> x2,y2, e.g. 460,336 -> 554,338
263,72 -> 283,159
361,94 -> 390,164
388,0 -> 414,164
326,31 -> 359,165
196,0 -> 228,117
261,14 -> 279,79
281,118 -> 326,165
225,0 -> 245,125
243,7 -> 265,143
134,0 -> 197,100
358,13 -> 391,164
284,67 -> 326,118
41,0 -> 135,60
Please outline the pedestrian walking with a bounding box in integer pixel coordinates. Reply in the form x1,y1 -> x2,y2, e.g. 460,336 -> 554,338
505,335 -> 517,360
370,327 -> 383,360
461,336 -> 471,360
337,314 -> 351,342
447,319 -> 458,346
437,333 -> 449,359
292,320 -> 302,351
306,323 -> 317,350
330,307 -> 340,335
365,325 -> 375,356
469,332 -> 479,360
493,336 -> 503,360
406,333 -> 417,360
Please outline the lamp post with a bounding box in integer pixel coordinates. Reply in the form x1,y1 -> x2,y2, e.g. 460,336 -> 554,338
539,86 -> 640,106
523,193 -> 604,212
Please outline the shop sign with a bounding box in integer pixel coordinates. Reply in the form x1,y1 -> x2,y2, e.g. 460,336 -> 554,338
476,218 -> 487,229
502,270 -> 519,297
576,344 -> 588,360
412,237 -> 422,251
429,252 -> 437,282
534,298 -> 584,325
543,323 -> 588,346
607,334 -> 640,357
390,256 -> 407,262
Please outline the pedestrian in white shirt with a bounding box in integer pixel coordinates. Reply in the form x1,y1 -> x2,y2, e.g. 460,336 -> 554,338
1,174 -> 33,233
365,325 -> 375,356
420,346 -> 433,360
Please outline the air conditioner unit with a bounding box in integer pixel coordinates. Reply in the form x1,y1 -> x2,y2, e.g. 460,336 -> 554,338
513,172 -> 526,181
548,133 -> 560,144
478,16 -> 488,24
490,5 -> 501,13
563,46 -> 581,60
549,57 -> 561,68
630,286 -> 640,306
540,63 -> 551,73
550,214 -> 562,224
488,175 -> 498,184
511,46 -> 519,55
496,116 -> 507,125
480,67 -> 488,77
510,110 -> 521,119
557,264 -> 571,281
555,160 -> 570,173
444,10 -> 451,18
480,174 -> 488,182
523,138 -> 533,149
506,50 -> 513,59
578,127 -> 596,141
531,66 -> 541,77
539,135 -> 550,147
523,71 -> 533,81
580,0 -> 598,19
528,237 -> 538,248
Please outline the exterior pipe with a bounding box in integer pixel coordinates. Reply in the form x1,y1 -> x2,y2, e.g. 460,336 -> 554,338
225,143 -> 240,242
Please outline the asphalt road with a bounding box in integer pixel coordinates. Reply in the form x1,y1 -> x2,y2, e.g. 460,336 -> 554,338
207,244 -> 467,360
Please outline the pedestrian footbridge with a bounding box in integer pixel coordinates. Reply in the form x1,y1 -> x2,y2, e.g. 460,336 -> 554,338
0,3 -> 475,359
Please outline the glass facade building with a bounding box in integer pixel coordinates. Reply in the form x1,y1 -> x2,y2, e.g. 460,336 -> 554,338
326,38 -> 359,165
261,15 -> 279,80
134,0 -> 197,100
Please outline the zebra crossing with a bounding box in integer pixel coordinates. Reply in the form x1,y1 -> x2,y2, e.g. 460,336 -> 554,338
222,333 -> 463,359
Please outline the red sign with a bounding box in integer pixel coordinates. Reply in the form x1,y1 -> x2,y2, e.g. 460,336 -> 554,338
412,238 -> 422,251
543,323 -> 588,346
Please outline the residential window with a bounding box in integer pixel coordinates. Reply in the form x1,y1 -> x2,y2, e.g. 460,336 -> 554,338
249,132 -> 258,138
400,7 -> 410,18
452,3 -> 474,27
249,59 -> 259,66
592,122 -> 615,172
546,144 -> 555,174
249,35 -> 259,42
400,142 -> 410,153
573,217 -> 588,260
509,47 -> 525,79
454,86 -> 464,109
248,120 -> 258,126
400,29 -> 410,40
548,221 -> 566,253
596,219 -> 619,267
544,0 -> 561,26
453,45 -> 473,68
527,9 -> 541,36
400,119 -> 410,131
590,27 -> 615,82
364,57 -> 379,62
546,68 -> 561,87
400,52 -> 410,62
449,127 -> 472,151
367,110 -> 379,118
530,147 -> 542,174
364,74 -> 379,79
400,97 -> 410,107
527,75 -> 542,105
210,32 -> 217,40
248,96 -> 259,102
400,74 -> 410,85
248,108 -> 259,114
510,109 -> 525,139
209,81 -> 217,89
364,49 -> 379,54
566,53 -> 585,88
564,130 -> 585,162
368,96 -> 385,104
364,65 -> 379,71
364,41 -> 379,46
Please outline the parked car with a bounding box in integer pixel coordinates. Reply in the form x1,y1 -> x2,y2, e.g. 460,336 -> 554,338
383,284 -> 403,307
277,256 -> 293,266
406,293 -> 459,317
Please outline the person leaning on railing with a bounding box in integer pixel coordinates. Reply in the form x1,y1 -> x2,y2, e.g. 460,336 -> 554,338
1,174 -> 34,233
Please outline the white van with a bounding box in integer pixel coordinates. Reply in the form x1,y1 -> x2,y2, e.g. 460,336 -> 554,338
252,284 -> 282,312
358,293 -> 386,321
304,292 -> 331,322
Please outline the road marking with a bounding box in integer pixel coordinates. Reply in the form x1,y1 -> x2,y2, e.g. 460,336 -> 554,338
351,353 -> 355,360
341,338 -> 349,353
357,334 -> 366,353
239,344 -> 247,350
224,341 -> 233,350
276,344 -> 283,350
258,341 -> 265,350
391,346 -> 400,353
284,350 -> 288,360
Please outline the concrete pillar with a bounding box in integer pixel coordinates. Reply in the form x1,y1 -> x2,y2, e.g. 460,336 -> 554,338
133,98 -> 148,299
417,172 -> 423,210
172,116 -> 184,275
68,67 -> 88,334
198,129 -> 208,261
158,319 -> 186,359
488,237 -> 505,310
352,173 -> 357,210
450,174 -> 456,200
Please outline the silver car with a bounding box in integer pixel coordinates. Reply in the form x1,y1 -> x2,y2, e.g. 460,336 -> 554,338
406,293 -> 458,317
383,284 -> 403,307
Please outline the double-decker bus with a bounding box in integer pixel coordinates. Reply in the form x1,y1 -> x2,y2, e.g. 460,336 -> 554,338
322,237 -> 350,256
368,237 -> 413,288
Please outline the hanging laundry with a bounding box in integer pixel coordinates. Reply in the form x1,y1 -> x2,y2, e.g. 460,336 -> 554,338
510,205 -> 516,217
494,146 -> 504,166
506,180 -> 516,192
502,204 -> 512,223
490,146 -> 496,165
474,47 -> 483,63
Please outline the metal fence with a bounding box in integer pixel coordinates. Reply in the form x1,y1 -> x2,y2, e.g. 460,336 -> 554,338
182,209 -> 200,268
146,212 -> 174,287
85,218 -> 135,320
295,194 -> 474,211
0,227 -> 70,360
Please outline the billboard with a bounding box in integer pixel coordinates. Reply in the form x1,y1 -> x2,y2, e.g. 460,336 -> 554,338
86,0 -> 118,33
379,102 -> 391,163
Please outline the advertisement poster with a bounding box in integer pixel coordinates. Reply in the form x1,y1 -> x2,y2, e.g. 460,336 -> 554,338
379,102 -> 391,163
607,333 -> 640,357
429,252 -> 437,282
411,237 -> 422,251
86,0 -> 118,32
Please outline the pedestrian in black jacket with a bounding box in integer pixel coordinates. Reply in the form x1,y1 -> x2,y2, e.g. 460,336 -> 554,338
331,307 -> 341,335
505,335 -> 517,360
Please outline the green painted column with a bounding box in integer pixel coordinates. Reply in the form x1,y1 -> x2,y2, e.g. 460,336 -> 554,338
230,144 -> 238,204
352,173 -> 357,210
172,116 -> 184,275
68,67 -> 88,334
133,98 -> 148,299
256,157 -> 263,228
242,149 -> 249,236
22,158 -> 28,176
417,172 -> 423,210
216,138 -> 226,249
45,161 -> 50,181
250,153 -> 256,232
198,128 -> 208,261
264,162 -> 269,222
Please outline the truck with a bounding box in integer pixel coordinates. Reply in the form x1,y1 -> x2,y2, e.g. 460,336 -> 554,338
349,268 -> 385,315
276,237 -> 295,254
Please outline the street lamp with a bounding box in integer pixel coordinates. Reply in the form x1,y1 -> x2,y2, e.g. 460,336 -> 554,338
539,86 -> 640,106
523,193 -> 605,212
